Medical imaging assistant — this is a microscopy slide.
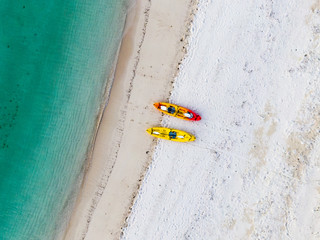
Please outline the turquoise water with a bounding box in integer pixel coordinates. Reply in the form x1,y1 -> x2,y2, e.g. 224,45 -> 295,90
0,0 -> 130,239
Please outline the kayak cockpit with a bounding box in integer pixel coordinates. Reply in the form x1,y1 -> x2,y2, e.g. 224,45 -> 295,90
167,106 -> 176,114
169,131 -> 177,139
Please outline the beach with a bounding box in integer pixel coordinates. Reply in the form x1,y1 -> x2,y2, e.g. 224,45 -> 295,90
63,0 -> 320,239
123,0 -> 320,239
63,0 -> 198,239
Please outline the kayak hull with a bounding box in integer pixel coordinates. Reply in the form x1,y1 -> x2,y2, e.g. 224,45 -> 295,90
153,102 -> 201,121
146,127 -> 196,142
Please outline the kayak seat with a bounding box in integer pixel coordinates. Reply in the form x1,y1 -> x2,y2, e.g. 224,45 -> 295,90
168,106 -> 176,114
169,131 -> 177,139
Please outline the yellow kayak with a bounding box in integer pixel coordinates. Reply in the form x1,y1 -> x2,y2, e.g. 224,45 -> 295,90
146,127 -> 196,142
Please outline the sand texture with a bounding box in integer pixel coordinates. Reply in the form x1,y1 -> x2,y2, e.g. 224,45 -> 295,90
63,0 -> 198,239
123,0 -> 320,239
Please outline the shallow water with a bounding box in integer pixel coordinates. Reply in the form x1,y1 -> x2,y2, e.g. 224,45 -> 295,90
0,0 -> 129,239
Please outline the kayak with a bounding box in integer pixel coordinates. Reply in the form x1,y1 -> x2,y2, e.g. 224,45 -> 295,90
146,127 -> 196,142
153,102 -> 201,121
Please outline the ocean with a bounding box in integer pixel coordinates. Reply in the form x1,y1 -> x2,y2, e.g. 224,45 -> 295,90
0,0 -> 131,239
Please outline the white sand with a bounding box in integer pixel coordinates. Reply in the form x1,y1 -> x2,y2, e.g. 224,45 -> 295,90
123,0 -> 320,239
63,0 -> 198,239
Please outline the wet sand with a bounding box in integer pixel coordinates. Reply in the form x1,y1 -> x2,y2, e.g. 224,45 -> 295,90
63,0 -> 198,239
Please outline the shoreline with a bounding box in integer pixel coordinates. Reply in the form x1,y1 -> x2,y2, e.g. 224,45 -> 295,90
63,0 -> 199,239
57,8 -> 128,240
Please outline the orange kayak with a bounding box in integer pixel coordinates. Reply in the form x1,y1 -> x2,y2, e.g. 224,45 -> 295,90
153,102 -> 201,121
